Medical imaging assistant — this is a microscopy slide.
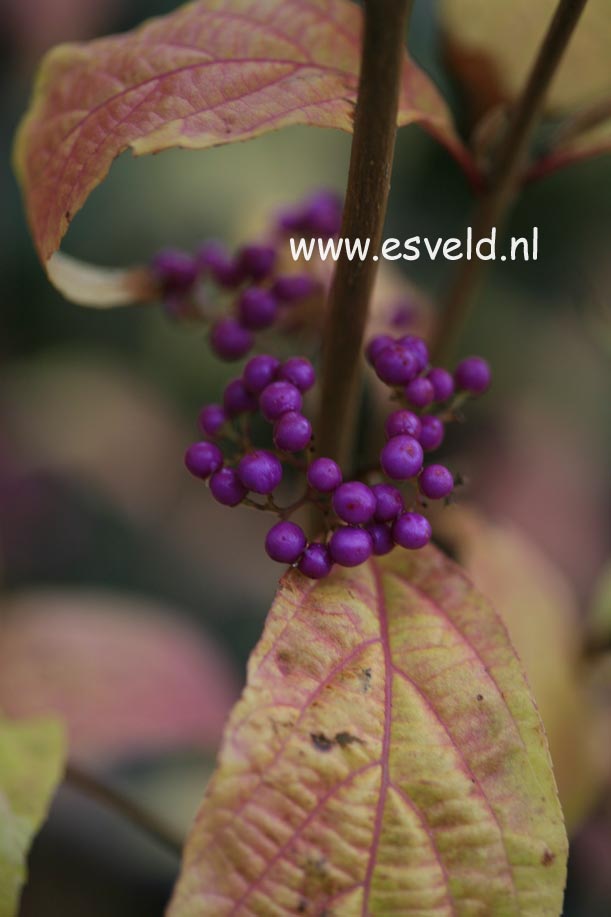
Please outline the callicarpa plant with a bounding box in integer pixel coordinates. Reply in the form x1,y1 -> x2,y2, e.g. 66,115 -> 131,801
5,0 -> 611,914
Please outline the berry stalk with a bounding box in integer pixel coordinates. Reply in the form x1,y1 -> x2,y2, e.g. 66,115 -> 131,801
316,0 -> 413,470
431,0 -> 590,365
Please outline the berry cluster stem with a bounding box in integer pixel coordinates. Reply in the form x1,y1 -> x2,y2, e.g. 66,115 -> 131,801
316,0 -> 413,470
65,762 -> 183,856
431,0 -> 590,364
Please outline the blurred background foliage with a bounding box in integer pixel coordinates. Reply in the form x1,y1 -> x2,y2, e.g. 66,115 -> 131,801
0,0 -> 610,914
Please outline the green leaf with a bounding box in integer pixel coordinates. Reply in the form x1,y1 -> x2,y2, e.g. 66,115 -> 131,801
0,716 -> 65,917
13,0 -> 475,306
168,545 -> 567,915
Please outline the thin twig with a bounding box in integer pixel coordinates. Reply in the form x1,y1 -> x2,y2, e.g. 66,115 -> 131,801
316,0 -> 413,470
431,0 -> 590,364
65,762 -> 184,857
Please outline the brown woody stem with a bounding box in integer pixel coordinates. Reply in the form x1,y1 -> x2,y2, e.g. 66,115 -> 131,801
316,0 -> 413,470
65,762 -> 183,857
431,0 -> 590,364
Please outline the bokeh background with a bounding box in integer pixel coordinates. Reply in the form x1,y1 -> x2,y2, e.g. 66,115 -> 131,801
1,0 -> 610,914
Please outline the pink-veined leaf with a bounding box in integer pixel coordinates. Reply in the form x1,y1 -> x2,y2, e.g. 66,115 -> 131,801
0,591 -> 239,763
13,0 -> 477,306
168,545 -> 567,916
0,715 -> 65,917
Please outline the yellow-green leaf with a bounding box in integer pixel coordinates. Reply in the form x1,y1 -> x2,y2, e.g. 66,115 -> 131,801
0,715 -> 65,917
168,545 -> 567,915
441,0 -> 611,114
13,0 -> 475,306
441,0 -> 611,174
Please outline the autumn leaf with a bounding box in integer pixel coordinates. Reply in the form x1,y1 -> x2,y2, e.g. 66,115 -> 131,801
441,0 -> 611,175
0,591 -> 239,763
0,715 -> 65,917
168,545 -> 567,915
12,0 -> 475,306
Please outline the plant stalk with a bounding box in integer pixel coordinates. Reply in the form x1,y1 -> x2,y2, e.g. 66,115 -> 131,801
65,762 -> 183,857
431,0 -> 590,364
316,0 -> 413,469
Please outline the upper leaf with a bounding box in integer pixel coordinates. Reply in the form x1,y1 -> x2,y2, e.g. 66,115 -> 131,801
0,591 -> 238,763
168,545 -> 567,916
0,715 -> 65,917
14,0 -> 474,289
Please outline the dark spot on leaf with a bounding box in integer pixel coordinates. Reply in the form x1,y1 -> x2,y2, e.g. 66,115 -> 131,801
297,898 -> 308,913
335,731 -> 363,748
360,667 -> 372,692
276,649 -> 292,675
542,848 -> 555,866
65,210 -> 72,222
311,732 -> 334,752
476,694 -> 484,701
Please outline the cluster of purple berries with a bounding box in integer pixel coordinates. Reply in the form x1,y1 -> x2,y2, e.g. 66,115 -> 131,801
184,324 -> 491,579
151,190 -> 342,358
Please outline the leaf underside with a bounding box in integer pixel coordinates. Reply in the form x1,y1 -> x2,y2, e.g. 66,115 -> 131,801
13,0 -> 474,284
168,545 -> 567,916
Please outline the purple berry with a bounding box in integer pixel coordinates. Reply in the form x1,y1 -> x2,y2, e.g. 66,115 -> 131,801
302,190 -> 343,237
371,483 -> 404,522
392,512 -> 432,549
298,542 -> 333,579
259,381 -> 302,422
238,287 -> 278,330
209,318 -> 253,361
265,521 -> 306,564
385,409 -> 422,440
307,457 -> 342,493
272,275 -> 318,302
197,241 -> 244,287
454,356 -> 491,395
278,357 -> 316,392
374,343 -> 418,386
418,415 -> 445,452
380,435 -> 424,480
329,527 -> 373,567
419,464 -> 454,500
199,403 -> 226,437
273,412 -> 312,452
366,334 -> 393,366
398,335 -> 429,373
209,467 -> 247,506
366,523 -> 394,556
184,442 -> 223,480
151,249 -> 198,294
223,378 -> 257,417
405,377 -> 435,409
237,244 -> 276,281
243,354 -> 280,394
427,367 -> 455,402
237,450 -> 283,494
332,482 -> 376,525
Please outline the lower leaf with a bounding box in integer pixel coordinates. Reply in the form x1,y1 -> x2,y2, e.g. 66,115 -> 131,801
168,544 -> 567,916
